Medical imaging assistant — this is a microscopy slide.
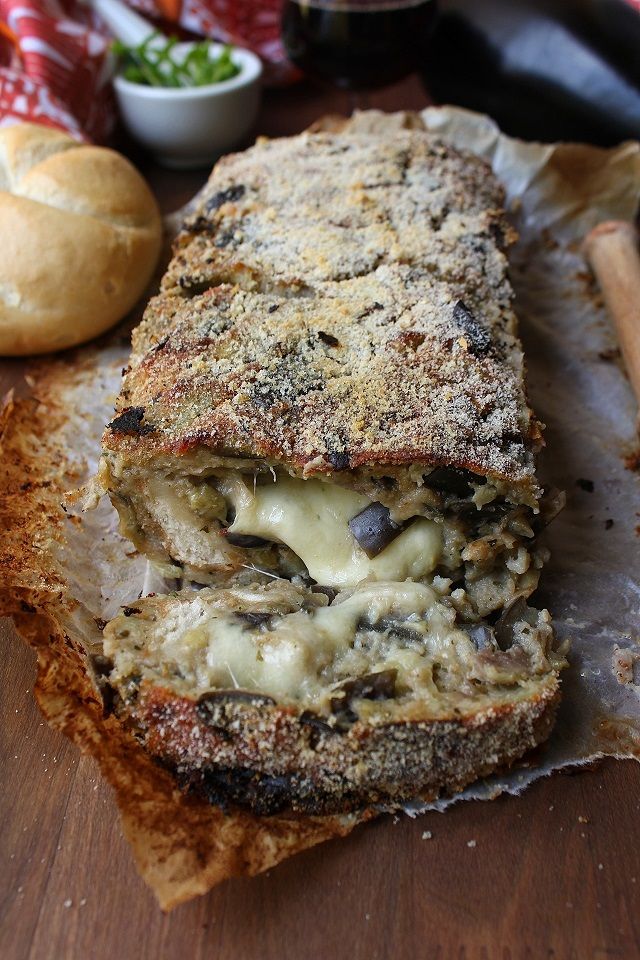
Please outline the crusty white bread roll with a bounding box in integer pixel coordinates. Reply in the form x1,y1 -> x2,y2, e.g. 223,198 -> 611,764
0,123 -> 162,355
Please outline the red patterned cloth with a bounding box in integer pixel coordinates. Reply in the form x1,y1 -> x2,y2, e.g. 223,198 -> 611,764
0,0 -> 114,139
0,0 -> 293,140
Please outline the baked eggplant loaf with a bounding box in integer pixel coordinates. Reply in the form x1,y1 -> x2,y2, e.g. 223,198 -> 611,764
98,127 -> 565,814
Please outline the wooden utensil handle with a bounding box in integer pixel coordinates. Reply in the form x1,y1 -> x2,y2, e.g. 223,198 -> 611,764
584,220 -> 640,416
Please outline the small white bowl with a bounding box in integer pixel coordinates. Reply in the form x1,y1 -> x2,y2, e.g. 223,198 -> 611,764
113,43 -> 262,168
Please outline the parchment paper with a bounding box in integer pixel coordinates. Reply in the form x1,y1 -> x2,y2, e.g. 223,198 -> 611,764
2,107 -> 640,900
416,107 -> 640,808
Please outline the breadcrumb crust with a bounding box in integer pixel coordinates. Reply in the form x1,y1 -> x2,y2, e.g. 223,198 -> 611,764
103,129 -> 541,495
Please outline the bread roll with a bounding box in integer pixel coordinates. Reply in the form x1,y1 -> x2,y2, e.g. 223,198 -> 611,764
0,124 -> 162,355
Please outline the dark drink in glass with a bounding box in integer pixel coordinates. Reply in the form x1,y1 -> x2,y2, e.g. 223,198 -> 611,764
282,0 -> 438,92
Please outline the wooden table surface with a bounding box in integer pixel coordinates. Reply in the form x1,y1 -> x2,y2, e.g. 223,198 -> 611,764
2,75 -> 640,960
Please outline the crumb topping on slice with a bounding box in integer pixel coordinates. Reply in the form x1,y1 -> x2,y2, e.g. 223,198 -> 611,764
103,129 -> 540,493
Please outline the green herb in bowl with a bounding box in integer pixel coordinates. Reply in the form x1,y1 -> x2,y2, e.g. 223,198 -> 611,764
112,33 -> 241,88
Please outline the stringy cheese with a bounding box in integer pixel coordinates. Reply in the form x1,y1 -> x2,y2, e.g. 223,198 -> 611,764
220,474 -> 441,587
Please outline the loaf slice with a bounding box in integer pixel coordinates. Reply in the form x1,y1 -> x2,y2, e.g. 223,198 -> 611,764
162,130 -> 512,296
100,262 -> 548,621
102,579 -> 563,814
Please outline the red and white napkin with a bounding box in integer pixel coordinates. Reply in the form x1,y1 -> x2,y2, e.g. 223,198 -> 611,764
0,1 -> 113,139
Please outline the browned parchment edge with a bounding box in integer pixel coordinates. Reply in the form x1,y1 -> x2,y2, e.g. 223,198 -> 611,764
0,113 -> 403,909
0,351 -> 367,911
3,114 -> 414,910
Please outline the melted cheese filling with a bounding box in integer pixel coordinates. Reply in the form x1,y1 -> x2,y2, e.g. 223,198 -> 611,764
199,582 -> 458,702
105,579 -> 550,717
107,581 -> 486,712
220,474 -> 441,587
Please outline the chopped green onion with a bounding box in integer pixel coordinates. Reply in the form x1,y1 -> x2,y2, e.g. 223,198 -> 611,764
112,34 -> 241,88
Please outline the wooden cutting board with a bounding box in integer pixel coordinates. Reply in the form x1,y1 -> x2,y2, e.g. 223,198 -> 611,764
2,77 -> 639,960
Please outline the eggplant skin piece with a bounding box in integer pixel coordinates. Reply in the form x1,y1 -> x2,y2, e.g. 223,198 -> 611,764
348,502 -> 404,558
121,680 -> 560,815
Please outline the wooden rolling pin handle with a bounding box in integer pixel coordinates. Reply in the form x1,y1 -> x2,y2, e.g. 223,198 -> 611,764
583,220 -> 640,426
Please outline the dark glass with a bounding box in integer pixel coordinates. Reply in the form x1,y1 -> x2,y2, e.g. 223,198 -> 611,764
421,0 -> 640,146
282,0 -> 438,92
